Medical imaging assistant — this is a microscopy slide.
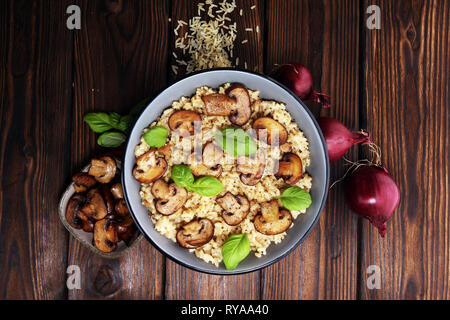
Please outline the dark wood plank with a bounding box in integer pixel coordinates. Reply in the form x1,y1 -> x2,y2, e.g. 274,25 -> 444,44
0,0 -> 73,299
262,0 -> 361,299
361,0 -> 449,299
164,0 -> 264,300
67,0 -> 169,299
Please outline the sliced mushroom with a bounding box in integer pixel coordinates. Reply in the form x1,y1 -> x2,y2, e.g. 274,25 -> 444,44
252,117 -> 288,146
119,224 -> 138,246
115,199 -> 130,217
94,219 -> 118,253
110,183 -> 124,199
99,184 -> 115,216
254,200 -> 292,235
202,93 -> 236,116
72,173 -> 97,193
226,84 -> 251,126
168,110 -> 201,135
237,149 -> 266,186
189,142 -> 223,178
275,153 -> 303,185
133,150 -> 168,183
80,188 -> 108,221
176,218 -> 215,249
216,192 -> 250,226
157,144 -> 172,158
66,194 -> 85,229
116,215 -> 138,245
116,215 -> 134,235
151,179 -> 188,216
82,219 -> 95,233
88,156 -> 117,184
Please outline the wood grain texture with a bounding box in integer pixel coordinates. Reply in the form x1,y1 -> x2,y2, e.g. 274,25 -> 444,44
360,0 -> 450,299
262,0 -> 361,299
0,0 -> 73,299
67,0 -> 169,299
164,0 -> 264,300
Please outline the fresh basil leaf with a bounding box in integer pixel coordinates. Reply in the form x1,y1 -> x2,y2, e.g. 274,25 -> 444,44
83,113 -> 114,133
222,234 -> 250,270
144,126 -> 169,148
190,176 -> 224,197
171,165 -> 195,188
215,128 -> 257,156
117,114 -> 132,132
280,187 -> 312,211
109,112 -> 121,126
97,131 -> 127,148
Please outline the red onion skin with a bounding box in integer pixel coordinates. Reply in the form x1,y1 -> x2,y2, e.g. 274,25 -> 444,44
319,117 -> 371,162
345,166 -> 400,237
272,63 -> 331,108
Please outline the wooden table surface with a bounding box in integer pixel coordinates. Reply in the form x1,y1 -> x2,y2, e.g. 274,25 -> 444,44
0,0 -> 448,300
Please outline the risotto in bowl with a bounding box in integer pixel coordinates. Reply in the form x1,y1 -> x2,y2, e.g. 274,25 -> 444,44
123,69 -> 329,274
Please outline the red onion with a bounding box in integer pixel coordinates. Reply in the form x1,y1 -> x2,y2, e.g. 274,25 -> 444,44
319,117 -> 371,162
345,165 -> 400,237
272,62 -> 331,108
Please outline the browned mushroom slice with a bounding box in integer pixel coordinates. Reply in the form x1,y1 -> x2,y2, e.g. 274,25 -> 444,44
94,219 -> 118,253
116,215 -> 134,235
72,173 -> 97,193
254,200 -> 292,235
80,188 -> 108,221
216,192 -> 250,226
88,156 -> 117,184
110,183 -> 124,200
202,93 -> 236,116
66,194 -> 86,229
176,218 -> 215,249
237,149 -> 266,186
275,153 -> 303,185
99,184 -> 115,216
82,219 -> 95,233
168,110 -> 201,135
119,224 -> 138,246
157,144 -> 172,158
115,199 -> 130,217
226,84 -> 251,126
116,215 -> 138,246
189,142 -> 224,178
133,150 -> 168,183
252,117 -> 288,146
151,179 -> 188,216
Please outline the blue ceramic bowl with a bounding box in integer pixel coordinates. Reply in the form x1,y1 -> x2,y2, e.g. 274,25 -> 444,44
122,69 -> 329,275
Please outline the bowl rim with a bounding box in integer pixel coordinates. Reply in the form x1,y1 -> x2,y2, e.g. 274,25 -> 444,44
122,68 -> 330,275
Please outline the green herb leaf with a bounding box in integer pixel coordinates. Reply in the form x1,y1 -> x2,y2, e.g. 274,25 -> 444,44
109,112 -> 122,126
222,234 -> 251,270
97,131 -> 127,148
279,187 -> 312,211
215,128 -> 258,156
144,126 -> 169,148
190,176 -> 224,197
116,114 -> 132,132
171,165 -> 195,188
83,113 -> 114,133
